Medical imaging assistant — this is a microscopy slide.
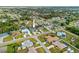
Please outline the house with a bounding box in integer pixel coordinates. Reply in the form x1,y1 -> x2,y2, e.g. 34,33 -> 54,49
71,37 -> 76,42
67,48 -> 74,53
21,28 -> 31,35
57,32 -> 66,38
22,40 -> 33,48
52,41 -> 67,50
11,31 -> 21,37
45,36 -> 59,43
45,36 -> 67,49
28,47 -> 37,53
0,19 -> 7,23
75,20 -> 79,27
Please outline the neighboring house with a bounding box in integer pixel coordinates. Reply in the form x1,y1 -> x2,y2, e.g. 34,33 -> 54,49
57,32 -> 66,38
67,48 -> 74,53
28,47 -> 37,53
22,40 -> 33,48
21,28 -> 31,35
11,31 -> 21,37
52,41 -> 67,50
0,19 -> 7,23
75,20 -> 79,27
71,37 -> 76,42
45,36 -> 59,43
45,35 -> 67,50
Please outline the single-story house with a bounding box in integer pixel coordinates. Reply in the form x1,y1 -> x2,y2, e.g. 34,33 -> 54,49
45,36 -> 59,43
11,31 -> 21,37
57,32 -> 66,38
22,40 -> 33,48
0,19 -> 7,23
67,48 -> 74,53
21,28 -> 30,34
45,35 -> 67,49
52,41 -> 67,50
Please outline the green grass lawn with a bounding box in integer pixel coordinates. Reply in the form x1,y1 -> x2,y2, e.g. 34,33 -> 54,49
28,38 -> 41,47
39,38 -> 46,42
16,48 -> 28,53
3,35 -> 13,42
49,47 -> 61,53
45,43 -> 50,47
62,30 -> 79,49
7,46 -> 15,53
36,47 -> 45,53
69,21 -> 75,27
7,43 -> 20,53
34,43 -> 40,47
42,28 -> 48,32
29,38 -> 37,43
38,35 -> 46,42
16,34 -> 23,39
7,41 -> 23,53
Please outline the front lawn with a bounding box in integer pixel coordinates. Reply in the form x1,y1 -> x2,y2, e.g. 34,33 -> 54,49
34,43 -> 40,47
3,35 -> 13,42
42,28 -> 48,32
49,46 -> 61,53
38,35 -> 46,42
29,38 -> 40,47
45,43 -> 50,47
29,38 -> 37,43
7,43 -> 20,53
16,47 -> 28,53
36,47 -> 45,53
16,34 -> 23,39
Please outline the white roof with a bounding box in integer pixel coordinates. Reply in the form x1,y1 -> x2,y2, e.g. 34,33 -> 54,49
22,28 -> 30,34
57,32 -> 66,36
22,40 -> 33,47
52,41 -> 67,49
67,48 -> 71,51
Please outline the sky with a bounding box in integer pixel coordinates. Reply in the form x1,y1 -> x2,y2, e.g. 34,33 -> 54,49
0,0 -> 79,6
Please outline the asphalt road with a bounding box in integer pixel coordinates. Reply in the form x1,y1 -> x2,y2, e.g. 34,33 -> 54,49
0,32 -> 50,47
31,36 -> 50,53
